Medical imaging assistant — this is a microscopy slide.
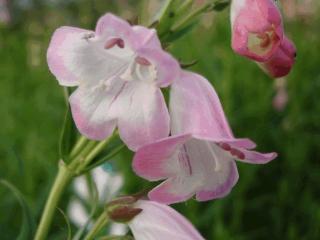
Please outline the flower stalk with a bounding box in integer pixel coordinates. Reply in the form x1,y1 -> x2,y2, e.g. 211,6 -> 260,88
83,212 -> 109,240
34,161 -> 74,240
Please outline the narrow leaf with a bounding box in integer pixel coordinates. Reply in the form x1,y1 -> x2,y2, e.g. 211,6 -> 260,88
59,87 -> 78,163
57,208 -> 72,240
0,179 -> 35,240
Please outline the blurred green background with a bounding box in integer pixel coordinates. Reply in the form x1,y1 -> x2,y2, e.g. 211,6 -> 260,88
0,0 -> 319,239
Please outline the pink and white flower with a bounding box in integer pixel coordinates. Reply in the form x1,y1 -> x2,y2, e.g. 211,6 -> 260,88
47,13 -> 179,151
230,0 -> 284,62
128,200 -> 204,240
259,36 -> 296,78
133,71 -> 277,204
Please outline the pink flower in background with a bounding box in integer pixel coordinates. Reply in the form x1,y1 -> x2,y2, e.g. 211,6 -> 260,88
272,78 -> 288,111
47,13 -> 179,151
0,0 -> 10,25
128,200 -> 204,240
133,71 -> 277,204
230,0 -> 284,61
259,36 -> 296,78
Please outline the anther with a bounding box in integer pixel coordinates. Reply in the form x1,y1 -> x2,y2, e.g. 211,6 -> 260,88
104,38 -> 125,49
135,56 -> 151,66
258,32 -> 271,48
218,142 -> 231,151
230,148 -> 245,160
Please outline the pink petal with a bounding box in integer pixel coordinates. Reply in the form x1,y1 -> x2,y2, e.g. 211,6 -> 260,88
196,161 -> 239,201
95,13 -> 132,40
136,48 -> 180,87
47,25 -> 131,87
259,36 -> 296,78
69,82 -> 125,140
133,134 -> 192,181
238,149 -> 277,164
115,81 -> 170,151
148,179 -> 195,205
47,26 -> 89,86
129,200 -> 205,240
170,71 -> 234,139
131,26 -> 162,49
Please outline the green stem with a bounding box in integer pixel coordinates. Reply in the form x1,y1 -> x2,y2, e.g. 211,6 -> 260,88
171,2 -> 211,32
84,212 -> 109,240
70,136 -> 89,159
34,161 -> 74,240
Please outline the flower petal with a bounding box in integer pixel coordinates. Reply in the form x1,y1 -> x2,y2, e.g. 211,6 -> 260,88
137,48 -> 180,87
237,149 -> 277,164
133,134 -> 192,181
115,81 -> 170,151
196,161 -> 239,201
95,13 -> 132,40
47,25 -> 132,87
259,36 -> 296,78
170,70 -> 234,139
129,200 -> 205,240
47,26 -> 89,86
69,82 -> 125,140
132,26 -> 162,49
148,178 -> 195,205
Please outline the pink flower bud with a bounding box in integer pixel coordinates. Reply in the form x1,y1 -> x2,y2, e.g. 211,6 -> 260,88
259,36 -> 296,78
230,0 -> 284,62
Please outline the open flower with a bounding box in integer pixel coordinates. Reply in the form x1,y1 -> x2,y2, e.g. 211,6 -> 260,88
128,200 -> 204,240
133,71 -> 277,204
230,0 -> 284,61
259,36 -> 296,78
47,13 -> 179,151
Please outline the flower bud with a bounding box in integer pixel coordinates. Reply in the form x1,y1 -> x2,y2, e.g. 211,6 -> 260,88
230,0 -> 284,61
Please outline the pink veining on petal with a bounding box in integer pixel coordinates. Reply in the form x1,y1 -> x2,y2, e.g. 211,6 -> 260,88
133,134 -> 192,181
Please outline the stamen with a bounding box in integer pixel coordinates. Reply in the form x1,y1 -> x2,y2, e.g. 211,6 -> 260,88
218,142 -> 231,151
258,32 -> 271,48
135,56 -> 151,66
230,148 -> 245,160
104,38 -> 125,49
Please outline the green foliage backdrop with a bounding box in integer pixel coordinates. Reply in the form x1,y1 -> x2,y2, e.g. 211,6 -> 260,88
0,1 -> 319,239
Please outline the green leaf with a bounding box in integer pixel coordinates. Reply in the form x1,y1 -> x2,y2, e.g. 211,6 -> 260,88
163,22 -> 197,42
80,135 -> 125,175
211,0 -> 230,11
59,87 -> 78,163
57,208 -> 72,240
0,179 -> 35,240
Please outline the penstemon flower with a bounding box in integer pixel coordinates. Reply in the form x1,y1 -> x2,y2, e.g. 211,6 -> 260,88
47,13 -> 180,151
133,71 -> 277,204
259,36 -> 296,78
230,0 -> 284,62
128,200 -> 205,240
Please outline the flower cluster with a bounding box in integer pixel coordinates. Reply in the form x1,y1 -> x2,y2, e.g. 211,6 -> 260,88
46,1 -> 295,238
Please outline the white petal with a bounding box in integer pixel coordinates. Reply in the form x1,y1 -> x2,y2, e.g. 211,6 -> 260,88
129,200 -> 204,240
